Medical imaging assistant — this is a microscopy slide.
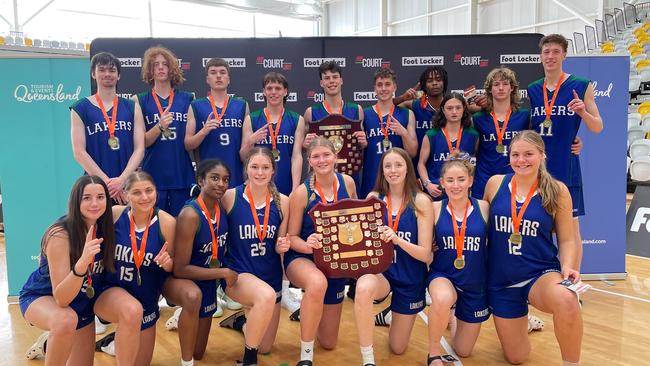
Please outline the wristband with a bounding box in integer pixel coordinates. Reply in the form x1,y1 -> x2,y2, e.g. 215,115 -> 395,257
158,123 -> 165,132
72,264 -> 86,277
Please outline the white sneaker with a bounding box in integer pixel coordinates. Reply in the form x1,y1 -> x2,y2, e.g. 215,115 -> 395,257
101,340 -> 115,356
528,314 -> 544,332
166,307 -> 183,331
95,316 -> 107,335
218,286 -> 243,310
212,301 -> 224,318
26,332 -> 48,359
281,287 -> 302,313
425,289 -> 432,306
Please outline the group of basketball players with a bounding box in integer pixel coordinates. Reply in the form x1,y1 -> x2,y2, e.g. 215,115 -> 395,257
18,33 -> 602,366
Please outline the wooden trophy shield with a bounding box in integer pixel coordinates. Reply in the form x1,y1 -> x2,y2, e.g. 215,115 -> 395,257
309,114 -> 362,175
308,196 -> 393,279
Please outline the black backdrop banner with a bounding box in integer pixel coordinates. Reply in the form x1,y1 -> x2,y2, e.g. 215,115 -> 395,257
91,34 -> 544,110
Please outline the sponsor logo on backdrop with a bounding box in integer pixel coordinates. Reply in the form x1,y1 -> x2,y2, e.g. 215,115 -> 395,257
499,54 -> 540,64
592,81 -> 613,98
402,56 -> 444,66
453,54 -> 488,67
119,58 -> 141,67
630,207 -> 650,232
306,90 -> 324,102
256,56 -> 292,70
201,58 -> 247,68
14,83 -> 82,103
355,56 -> 391,69
303,58 -> 346,67
254,92 -> 297,103
178,58 -> 191,71
354,91 -> 377,102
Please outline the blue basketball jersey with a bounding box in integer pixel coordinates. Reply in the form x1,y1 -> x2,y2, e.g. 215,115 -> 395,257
70,97 -> 136,178
473,109 -> 530,199
191,96 -> 247,187
20,222 -> 106,319
186,199 -> 228,267
223,185 -> 283,291
410,99 -> 437,176
299,173 -> 350,241
487,174 -> 559,289
378,194 -> 427,288
431,198 -> 487,289
424,127 -> 479,185
103,207 -> 167,310
138,89 -> 195,190
361,106 -> 410,198
527,75 -> 590,187
249,109 -> 300,195
310,101 -> 360,122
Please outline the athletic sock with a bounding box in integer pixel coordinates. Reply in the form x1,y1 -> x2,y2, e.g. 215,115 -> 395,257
563,362 -> 579,366
180,358 -> 194,366
242,345 -> 258,365
300,340 -> 314,361
360,345 -> 375,365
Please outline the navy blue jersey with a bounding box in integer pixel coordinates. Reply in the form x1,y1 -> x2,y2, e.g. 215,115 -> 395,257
223,185 -> 283,291
103,207 -> 167,311
138,89 -> 195,190
249,109 -> 300,195
186,199 -> 229,269
379,194 -> 427,288
20,223 -> 106,322
311,101 -> 360,122
361,105 -> 410,198
70,97 -> 136,178
473,109 -> 530,199
411,99 -> 436,174
424,127 -> 479,185
431,198 -> 487,289
191,96 -> 247,187
487,174 -> 559,289
528,75 -> 590,187
299,173 -> 350,241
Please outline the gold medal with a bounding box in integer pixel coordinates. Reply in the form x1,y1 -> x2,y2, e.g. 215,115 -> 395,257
382,139 -> 390,149
209,257 -> 220,268
453,257 -> 465,270
162,128 -> 172,138
415,90 -> 424,99
86,285 -> 95,299
137,270 -> 142,286
509,232 -> 523,245
272,148 -> 280,160
496,144 -> 505,154
108,136 -> 119,150
543,118 -> 552,128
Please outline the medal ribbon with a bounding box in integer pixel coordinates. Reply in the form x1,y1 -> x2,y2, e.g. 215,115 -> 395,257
95,94 -> 118,139
510,176 -> 539,236
129,207 -> 154,279
152,88 -> 175,120
419,94 -> 428,109
264,108 -> 284,152
208,94 -> 229,123
442,126 -> 463,153
373,104 -> 395,142
323,99 -> 343,114
490,109 -> 512,147
314,177 -> 338,203
244,185 -> 271,242
86,226 -> 98,288
197,195 -> 221,262
386,193 -> 406,232
448,200 -> 470,261
542,73 -> 566,121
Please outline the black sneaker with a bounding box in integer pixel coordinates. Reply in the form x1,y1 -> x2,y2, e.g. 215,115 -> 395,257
289,308 -> 300,322
220,310 -> 246,332
296,361 -> 312,366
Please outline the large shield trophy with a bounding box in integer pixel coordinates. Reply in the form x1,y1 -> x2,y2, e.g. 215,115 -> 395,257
309,114 -> 362,175
308,197 -> 394,279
